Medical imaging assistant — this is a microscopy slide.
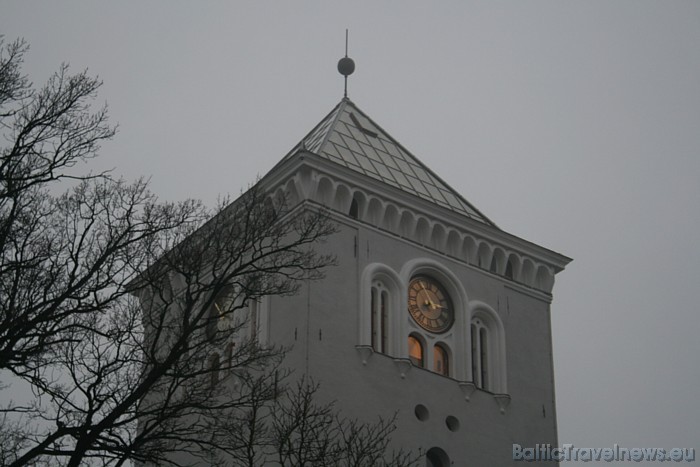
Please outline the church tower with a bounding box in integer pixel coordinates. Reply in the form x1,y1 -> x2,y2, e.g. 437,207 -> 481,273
251,92 -> 571,465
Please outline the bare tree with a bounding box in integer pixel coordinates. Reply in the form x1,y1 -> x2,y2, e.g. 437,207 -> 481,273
269,377 -> 418,467
213,374 -> 418,467
0,37 -> 415,467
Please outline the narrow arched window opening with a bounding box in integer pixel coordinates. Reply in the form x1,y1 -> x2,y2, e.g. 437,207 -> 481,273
371,283 -> 389,353
380,290 -> 388,353
480,327 -> 489,389
434,344 -> 449,377
408,335 -> 424,368
208,352 -> 220,388
471,319 -> 489,390
249,299 -> 259,342
225,342 -> 235,373
471,323 -> 477,384
370,287 -> 378,350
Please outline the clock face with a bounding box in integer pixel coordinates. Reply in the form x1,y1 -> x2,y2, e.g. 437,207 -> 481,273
408,276 -> 454,334
208,286 -> 235,337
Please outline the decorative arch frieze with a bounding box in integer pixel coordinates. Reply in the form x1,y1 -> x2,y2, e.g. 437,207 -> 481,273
275,168 -> 557,293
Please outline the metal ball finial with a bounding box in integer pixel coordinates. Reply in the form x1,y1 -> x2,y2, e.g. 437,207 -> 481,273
339,29 -> 354,98
337,56 -> 355,77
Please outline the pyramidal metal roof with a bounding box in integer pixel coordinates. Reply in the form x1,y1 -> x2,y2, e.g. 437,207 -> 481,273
286,98 -> 495,226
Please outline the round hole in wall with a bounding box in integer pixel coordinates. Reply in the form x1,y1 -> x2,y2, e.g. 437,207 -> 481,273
445,415 -> 460,432
426,447 -> 450,467
414,404 -> 429,421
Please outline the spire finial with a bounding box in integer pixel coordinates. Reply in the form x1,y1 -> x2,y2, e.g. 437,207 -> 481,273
337,29 -> 355,99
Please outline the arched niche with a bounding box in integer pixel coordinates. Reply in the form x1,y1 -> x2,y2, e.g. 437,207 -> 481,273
462,236 -> 477,265
521,258 -> 536,286
383,203 -> 400,232
535,265 -> 553,292
415,217 -> 431,245
445,229 -> 461,257
398,210 -> 416,238
333,183 -> 352,213
366,197 -> 384,226
430,223 -> 446,251
477,242 -> 492,270
315,176 -> 334,207
491,247 -> 507,275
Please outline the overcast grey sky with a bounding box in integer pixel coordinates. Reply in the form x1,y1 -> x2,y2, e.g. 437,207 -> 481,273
2,1 -> 699,464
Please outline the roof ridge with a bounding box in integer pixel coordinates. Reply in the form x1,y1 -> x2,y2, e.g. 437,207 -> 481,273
342,100 -> 496,227
314,98 -> 349,154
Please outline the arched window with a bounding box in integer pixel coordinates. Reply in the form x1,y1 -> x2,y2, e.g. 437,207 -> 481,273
471,318 -> 489,389
371,282 -> 390,353
249,299 -> 259,342
225,342 -> 235,372
408,334 -> 424,368
467,302 -> 507,394
362,264 -> 400,356
434,344 -> 449,377
208,352 -> 220,388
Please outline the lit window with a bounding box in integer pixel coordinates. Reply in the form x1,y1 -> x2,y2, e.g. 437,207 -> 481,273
434,344 -> 449,377
408,335 -> 424,367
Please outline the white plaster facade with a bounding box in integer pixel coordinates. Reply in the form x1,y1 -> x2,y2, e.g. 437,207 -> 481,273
250,98 -> 572,465
147,97 -> 571,466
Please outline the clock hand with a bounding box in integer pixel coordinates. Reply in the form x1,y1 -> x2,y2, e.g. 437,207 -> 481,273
419,281 -> 439,309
